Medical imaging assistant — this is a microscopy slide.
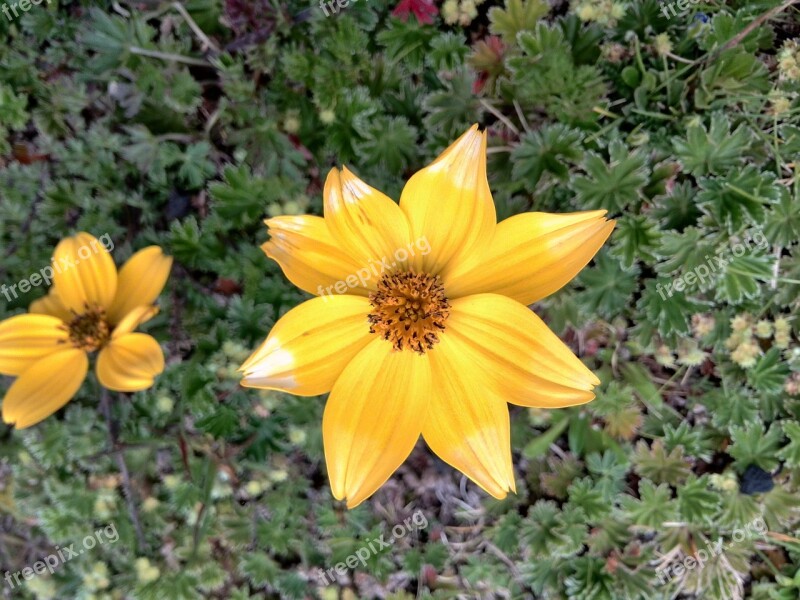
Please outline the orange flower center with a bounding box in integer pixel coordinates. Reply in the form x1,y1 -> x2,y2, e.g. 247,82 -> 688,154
368,271 -> 450,354
63,305 -> 111,352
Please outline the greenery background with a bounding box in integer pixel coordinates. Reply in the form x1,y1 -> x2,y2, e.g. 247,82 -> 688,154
1,0 -> 800,598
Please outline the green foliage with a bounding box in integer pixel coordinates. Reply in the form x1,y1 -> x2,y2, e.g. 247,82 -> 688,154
672,113 -> 754,176
1,0 -> 799,598
488,0 -> 549,44
573,141 -> 649,212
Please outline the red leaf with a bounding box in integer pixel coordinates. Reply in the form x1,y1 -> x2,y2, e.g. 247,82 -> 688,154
392,0 -> 437,24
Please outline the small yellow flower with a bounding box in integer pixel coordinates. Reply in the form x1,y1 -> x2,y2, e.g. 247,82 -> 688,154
0,233 -> 172,429
240,125 -> 615,508
134,558 -> 160,585
731,341 -> 761,368
755,319 -> 773,339
691,313 -> 715,338
654,33 -> 673,57
655,344 -> 676,368
731,313 -> 752,333
677,339 -> 706,367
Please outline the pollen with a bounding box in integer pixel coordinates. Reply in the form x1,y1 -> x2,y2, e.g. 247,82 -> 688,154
368,271 -> 450,354
62,305 -> 111,352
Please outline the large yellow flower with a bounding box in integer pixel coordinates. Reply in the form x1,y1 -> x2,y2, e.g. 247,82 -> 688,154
240,125 -> 615,508
0,233 -> 172,429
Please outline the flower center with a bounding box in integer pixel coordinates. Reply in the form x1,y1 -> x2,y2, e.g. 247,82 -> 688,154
64,306 -> 111,352
368,271 -> 450,354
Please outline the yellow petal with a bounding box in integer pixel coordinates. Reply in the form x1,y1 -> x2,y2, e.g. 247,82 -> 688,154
113,306 -> 159,338
445,211 -> 615,305
263,215 -> 374,298
323,167 -> 413,273
423,331 -> 515,499
96,333 -> 165,392
1,349 -> 88,429
106,246 -> 172,324
0,314 -> 69,376
52,232 -> 118,313
323,337 -> 431,508
240,296 -> 373,396
29,288 -> 73,322
399,125 -> 495,274
446,294 -> 600,408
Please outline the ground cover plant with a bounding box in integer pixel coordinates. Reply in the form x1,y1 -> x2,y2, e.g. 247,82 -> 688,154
1,0 -> 800,598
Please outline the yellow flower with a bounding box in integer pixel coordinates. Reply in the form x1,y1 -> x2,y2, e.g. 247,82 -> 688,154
0,233 -> 172,429
239,125 -> 615,508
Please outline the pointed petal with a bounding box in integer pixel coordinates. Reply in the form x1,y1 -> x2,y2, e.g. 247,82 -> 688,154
445,211 -> 615,304
29,288 -> 72,322
323,337 -> 431,508
106,247 -> 172,324
53,232 -> 118,313
263,215 -> 374,297
240,296 -> 373,397
399,125 -> 496,274
447,294 -> 600,408
422,331 -> 515,499
96,333 -> 165,392
1,349 -> 88,429
324,167 -> 413,272
0,314 -> 69,376
113,306 -> 159,338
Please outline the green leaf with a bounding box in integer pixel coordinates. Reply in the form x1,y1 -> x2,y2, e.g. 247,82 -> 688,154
523,415 -> 569,459
355,116 -> 418,173
488,0 -> 549,44
619,479 -> 676,528
706,388 -> 758,429
511,124 -> 584,189
195,406 -> 240,438
672,113 -> 753,176
610,214 -> 661,268
677,475 -> 720,524
655,227 -> 716,278
697,166 -> 779,233
777,421 -> 800,468
573,140 -> 649,212
566,477 -> 611,520
422,70 -> 481,138
718,252 -> 774,304
508,24 -> 607,126
728,422 -> 783,472
426,32 -> 469,71
575,251 -> 640,320
238,553 -> 279,587
178,142 -> 216,189
695,49 -> 770,109
637,279 -> 709,342
632,440 -> 691,485
746,348 -> 791,397
764,186 -> 800,247
377,18 -> 436,72
209,164 -> 284,226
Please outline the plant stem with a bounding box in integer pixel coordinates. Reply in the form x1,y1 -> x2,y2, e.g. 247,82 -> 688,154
100,389 -> 147,551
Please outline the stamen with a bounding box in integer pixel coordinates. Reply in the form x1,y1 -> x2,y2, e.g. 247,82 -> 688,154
61,304 -> 111,352
368,271 -> 450,354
